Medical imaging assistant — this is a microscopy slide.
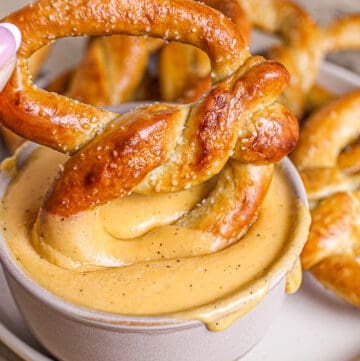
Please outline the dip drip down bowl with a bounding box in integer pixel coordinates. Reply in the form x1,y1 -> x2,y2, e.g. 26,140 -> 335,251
0,103 -> 310,361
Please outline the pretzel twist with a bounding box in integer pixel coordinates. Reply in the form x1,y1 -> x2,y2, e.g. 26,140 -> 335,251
0,0 -> 298,268
291,90 -> 360,306
291,90 -> 360,204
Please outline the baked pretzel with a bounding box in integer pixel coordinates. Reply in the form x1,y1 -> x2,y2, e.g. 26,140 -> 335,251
301,191 -> 360,307
322,14 -> 360,53
0,0 -> 298,269
291,90 -> 360,204
291,89 -> 360,306
0,0 -> 249,153
237,0 -> 360,118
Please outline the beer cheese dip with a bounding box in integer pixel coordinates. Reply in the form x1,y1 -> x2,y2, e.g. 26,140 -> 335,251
0,145 -> 310,330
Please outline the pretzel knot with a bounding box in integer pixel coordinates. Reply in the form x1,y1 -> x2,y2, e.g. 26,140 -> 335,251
0,0 -> 298,269
291,90 -> 360,306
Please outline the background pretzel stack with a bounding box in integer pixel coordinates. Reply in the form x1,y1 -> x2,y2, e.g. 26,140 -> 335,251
0,0 -> 359,305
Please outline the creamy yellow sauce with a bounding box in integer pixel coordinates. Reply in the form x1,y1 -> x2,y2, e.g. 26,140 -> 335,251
0,146 -> 310,330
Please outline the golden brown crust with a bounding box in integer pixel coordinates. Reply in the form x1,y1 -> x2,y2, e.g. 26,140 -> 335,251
338,143 -> 360,175
293,85 -> 360,306
311,255 -> 360,307
291,90 -> 360,170
0,45 -> 51,153
44,104 -> 188,214
44,58 -> 294,216
301,191 -> 360,306
233,103 -> 298,164
177,162 -> 274,240
322,14 -> 360,52
0,0 -> 249,153
291,90 -> 360,202
238,0 -> 322,117
301,192 -> 360,270
158,0 -> 251,102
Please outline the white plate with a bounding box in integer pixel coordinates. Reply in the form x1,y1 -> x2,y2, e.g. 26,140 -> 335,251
0,24 -> 360,361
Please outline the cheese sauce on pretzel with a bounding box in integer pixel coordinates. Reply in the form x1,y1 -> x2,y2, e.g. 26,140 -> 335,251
1,145 -> 309,330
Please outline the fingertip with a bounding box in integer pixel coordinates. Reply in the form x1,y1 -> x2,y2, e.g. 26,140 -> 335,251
0,23 -> 22,51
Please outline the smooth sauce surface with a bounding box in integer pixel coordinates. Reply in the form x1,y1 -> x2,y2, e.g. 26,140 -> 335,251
0,147 -> 310,330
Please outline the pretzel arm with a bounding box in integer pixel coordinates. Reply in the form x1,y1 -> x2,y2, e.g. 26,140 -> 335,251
311,255 -> 360,307
159,0 -> 250,102
0,0 -> 248,153
66,36 -> 162,106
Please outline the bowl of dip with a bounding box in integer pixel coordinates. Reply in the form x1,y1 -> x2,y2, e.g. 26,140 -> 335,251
0,103 -> 310,361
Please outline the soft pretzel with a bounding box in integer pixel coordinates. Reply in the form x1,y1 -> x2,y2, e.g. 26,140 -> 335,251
0,44 -> 51,153
291,90 -> 360,203
301,191 -> 360,307
38,56 -> 297,268
66,36 -> 162,106
291,88 -> 360,306
0,0 -> 249,153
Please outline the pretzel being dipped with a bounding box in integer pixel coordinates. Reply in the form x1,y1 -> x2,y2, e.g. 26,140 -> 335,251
0,0 -> 300,272
43,56 -> 295,216
301,191 -> 360,307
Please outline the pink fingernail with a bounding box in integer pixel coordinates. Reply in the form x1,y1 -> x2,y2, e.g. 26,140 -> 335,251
0,23 -> 22,69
